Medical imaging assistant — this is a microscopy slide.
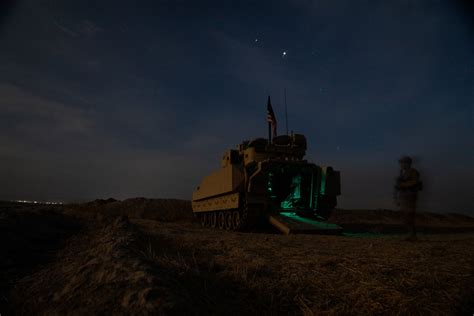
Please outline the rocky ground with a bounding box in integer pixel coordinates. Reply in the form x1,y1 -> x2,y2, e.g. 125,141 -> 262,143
1,199 -> 474,315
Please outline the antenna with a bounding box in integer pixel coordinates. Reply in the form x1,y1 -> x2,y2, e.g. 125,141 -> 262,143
284,88 -> 289,135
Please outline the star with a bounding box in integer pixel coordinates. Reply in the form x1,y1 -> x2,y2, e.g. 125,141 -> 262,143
254,38 -> 258,42
282,51 -> 287,57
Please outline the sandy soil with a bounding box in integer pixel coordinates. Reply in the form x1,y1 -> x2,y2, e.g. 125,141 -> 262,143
1,200 -> 474,315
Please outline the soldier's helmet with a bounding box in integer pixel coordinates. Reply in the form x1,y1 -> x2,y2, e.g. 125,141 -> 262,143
398,156 -> 412,164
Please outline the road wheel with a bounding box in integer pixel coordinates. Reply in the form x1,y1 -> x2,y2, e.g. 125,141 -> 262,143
218,212 -> 225,229
200,213 -> 208,227
209,212 -> 217,228
225,211 -> 233,230
232,210 -> 241,230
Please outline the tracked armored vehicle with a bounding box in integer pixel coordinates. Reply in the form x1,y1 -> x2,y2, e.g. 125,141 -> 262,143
192,133 -> 342,234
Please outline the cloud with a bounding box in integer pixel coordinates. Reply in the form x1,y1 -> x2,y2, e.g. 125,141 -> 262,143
53,19 -> 103,38
0,83 -> 214,201
0,83 -> 93,135
78,20 -> 103,36
53,20 -> 79,37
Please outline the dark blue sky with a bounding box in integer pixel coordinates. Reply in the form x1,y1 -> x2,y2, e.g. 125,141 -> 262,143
0,0 -> 473,213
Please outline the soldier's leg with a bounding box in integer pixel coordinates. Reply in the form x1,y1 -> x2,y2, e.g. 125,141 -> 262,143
409,197 -> 417,236
400,196 -> 417,240
407,208 -> 415,234
400,198 -> 411,233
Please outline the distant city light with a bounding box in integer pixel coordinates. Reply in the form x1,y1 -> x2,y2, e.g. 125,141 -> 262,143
13,200 -> 63,205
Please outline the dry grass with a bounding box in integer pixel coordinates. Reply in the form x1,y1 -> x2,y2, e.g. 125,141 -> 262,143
3,200 -> 474,315
136,220 -> 474,315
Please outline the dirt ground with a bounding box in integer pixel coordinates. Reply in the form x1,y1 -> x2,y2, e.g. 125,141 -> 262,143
1,200 -> 474,315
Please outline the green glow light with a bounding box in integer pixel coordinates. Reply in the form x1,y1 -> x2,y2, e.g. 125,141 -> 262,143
280,174 -> 303,209
267,172 -> 275,197
320,169 -> 326,195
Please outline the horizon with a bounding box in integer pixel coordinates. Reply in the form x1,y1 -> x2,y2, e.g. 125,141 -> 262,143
3,197 -> 473,217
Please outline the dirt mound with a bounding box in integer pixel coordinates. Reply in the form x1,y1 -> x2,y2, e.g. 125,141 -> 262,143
7,216 -> 265,315
0,204 -> 82,312
67,198 -> 192,222
8,216 -> 167,315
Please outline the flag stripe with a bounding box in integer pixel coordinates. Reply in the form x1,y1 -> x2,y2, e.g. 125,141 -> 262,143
267,96 -> 277,136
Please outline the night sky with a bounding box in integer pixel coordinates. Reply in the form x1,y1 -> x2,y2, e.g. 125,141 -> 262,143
0,0 -> 473,213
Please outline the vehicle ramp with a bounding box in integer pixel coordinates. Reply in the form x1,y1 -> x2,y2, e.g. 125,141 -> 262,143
268,212 -> 343,235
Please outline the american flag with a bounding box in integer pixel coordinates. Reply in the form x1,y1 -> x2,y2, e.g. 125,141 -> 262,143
267,96 -> 277,137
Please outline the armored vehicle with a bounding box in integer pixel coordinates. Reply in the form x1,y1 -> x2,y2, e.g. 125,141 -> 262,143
192,133 -> 342,234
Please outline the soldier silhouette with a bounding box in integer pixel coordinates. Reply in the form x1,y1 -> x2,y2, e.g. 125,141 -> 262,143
394,156 -> 422,241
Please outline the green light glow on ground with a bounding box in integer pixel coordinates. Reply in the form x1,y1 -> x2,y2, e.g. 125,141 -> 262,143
279,212 -> 342,230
